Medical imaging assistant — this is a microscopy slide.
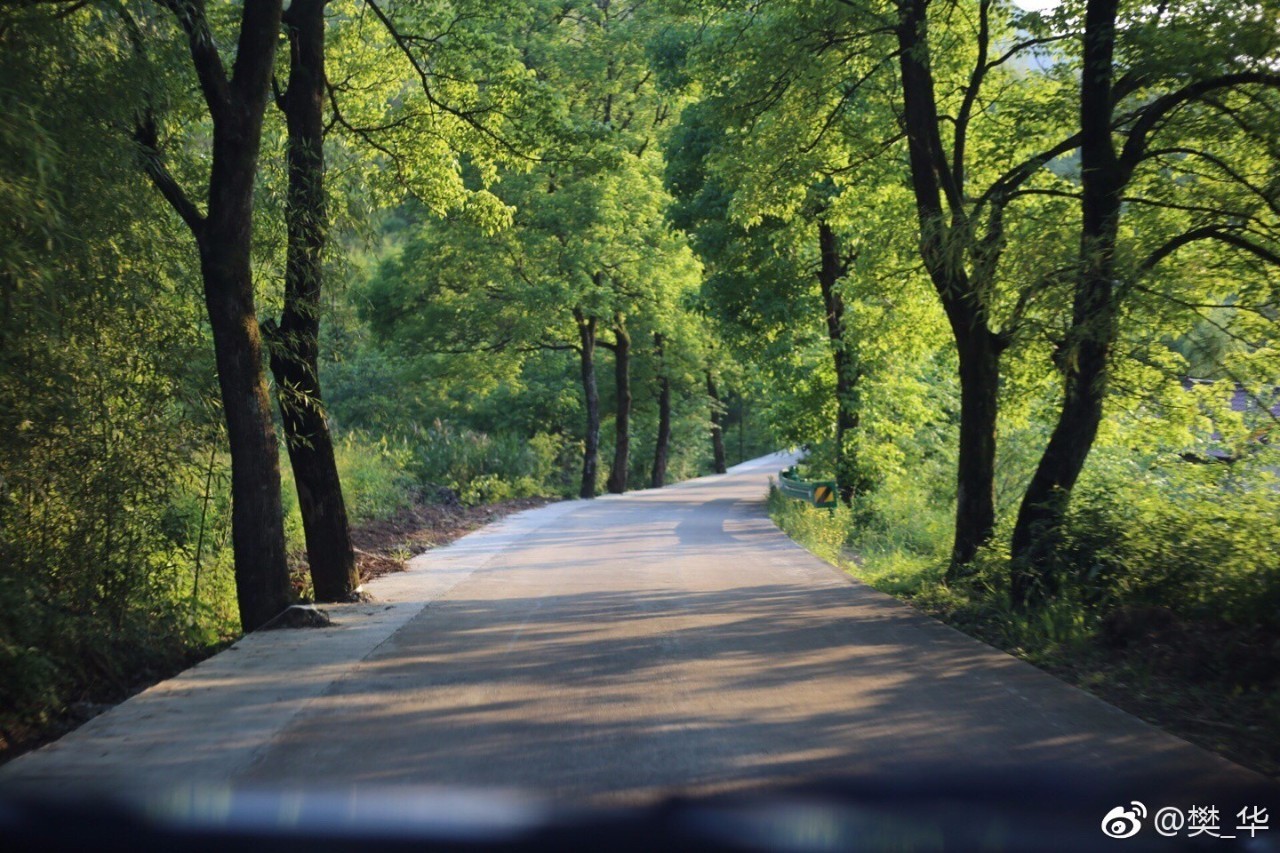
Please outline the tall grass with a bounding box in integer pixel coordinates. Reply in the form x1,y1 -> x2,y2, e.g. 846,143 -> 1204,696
405,421 -> 578,503
769,442 -> 1280,661
279,433 -> 417,545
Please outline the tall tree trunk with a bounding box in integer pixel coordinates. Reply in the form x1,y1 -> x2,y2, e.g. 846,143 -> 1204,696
952,325 -> 1002,568
605,318 -> 631,494
706,371 -> 727,471
268,0 -> 359,603
1011,0 -> 1123,605
200,238 -> 293,631
138,0 -> 292,630
896,0 -> 1003,574
817,221 -> 865,505
650,333 -> 671,488
707,371 -> 727,474
576,310 -> 600,499
738,399 -> 746,464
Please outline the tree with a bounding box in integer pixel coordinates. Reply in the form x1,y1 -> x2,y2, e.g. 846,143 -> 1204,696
706,370 -> 728,474
650,332 -> 672,487
1009,0 -> 1280,603
363,0 -> 700,498
265,0 -> 360,603
667,47 -> 941,508
603,316 -> 633,493
641,305 -> 715,487
891,0 -> 1083,570
530,0 -> 697,496
133,0 -> 293,630
665,36 -> 884,505
261,0 -> 546,598
0,9 -> 224,727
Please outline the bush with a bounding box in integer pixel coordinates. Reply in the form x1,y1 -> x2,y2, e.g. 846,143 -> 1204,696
403,421 -> 576,503
854,471 -> 954,558
1059,453 -> 1280,631
458,474 -> 544,506
332,432 -> 416,523
773,437 -> 1280,657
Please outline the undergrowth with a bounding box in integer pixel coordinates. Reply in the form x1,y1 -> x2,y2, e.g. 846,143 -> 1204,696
767,459 -> 1280,778
0,425 -> 576,763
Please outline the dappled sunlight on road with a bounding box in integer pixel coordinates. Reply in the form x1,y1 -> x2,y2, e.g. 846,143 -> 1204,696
3,452 -> 1259,806
243,460 -> 1238,803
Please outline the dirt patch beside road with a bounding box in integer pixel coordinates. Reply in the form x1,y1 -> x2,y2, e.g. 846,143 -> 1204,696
351,496 -> 559,584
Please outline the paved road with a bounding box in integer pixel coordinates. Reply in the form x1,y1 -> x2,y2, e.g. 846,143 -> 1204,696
2,453 -> 1271,810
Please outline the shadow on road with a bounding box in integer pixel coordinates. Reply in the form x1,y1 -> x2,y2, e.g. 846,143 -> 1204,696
244,574 -> 1249,806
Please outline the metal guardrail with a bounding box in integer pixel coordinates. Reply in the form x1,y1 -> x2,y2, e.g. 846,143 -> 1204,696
777,466 -> 838,509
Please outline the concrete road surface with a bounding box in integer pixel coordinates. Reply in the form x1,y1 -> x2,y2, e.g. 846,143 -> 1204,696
1,453 -> 1272,810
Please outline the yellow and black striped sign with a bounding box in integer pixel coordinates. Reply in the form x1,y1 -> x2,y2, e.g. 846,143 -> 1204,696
812,485 -> 835,506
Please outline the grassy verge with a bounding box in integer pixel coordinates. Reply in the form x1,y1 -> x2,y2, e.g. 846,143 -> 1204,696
768,487 -> 1280,779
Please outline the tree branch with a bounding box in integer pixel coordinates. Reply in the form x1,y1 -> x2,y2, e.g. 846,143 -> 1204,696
134,114 -> 206,237
952,0 -> 992,193
973,131 -> 1081,215
1137,226 -> 1280,276
987,32 -> 1075,70
1144,146 -> 1280,220
154,0 -> 232,119
1120,72 -> 1280,171
362,0 -> 535,162
109,0 -> 206,237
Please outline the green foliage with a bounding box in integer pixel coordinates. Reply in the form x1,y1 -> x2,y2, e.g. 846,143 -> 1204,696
773,477 -> 1090,660
0,10 -> 242,739
1053,452 -> 1280,631
766,487 -> 853,565
6,0 -> 1280,766
777,435 -> 1280,647
855,474 -> 955,560
407,422 -> 576,504
332,433 -> 416,523
278,434 -> 417,537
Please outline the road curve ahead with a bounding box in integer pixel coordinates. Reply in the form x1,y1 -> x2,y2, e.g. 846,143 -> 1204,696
2,453 -> 1270,808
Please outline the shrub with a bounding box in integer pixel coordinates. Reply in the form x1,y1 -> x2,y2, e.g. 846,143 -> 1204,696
332,432 -> 416,523
404,421 -> 576,502
1060,453 -> 1280,631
